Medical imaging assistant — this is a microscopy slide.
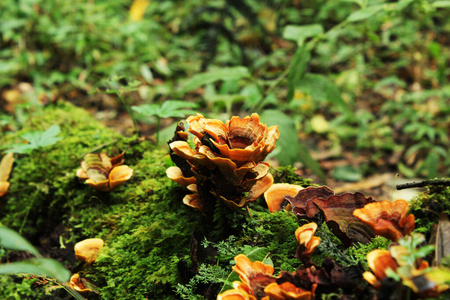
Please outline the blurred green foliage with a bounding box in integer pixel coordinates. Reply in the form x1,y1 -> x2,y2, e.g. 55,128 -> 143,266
1,0 -> 449,177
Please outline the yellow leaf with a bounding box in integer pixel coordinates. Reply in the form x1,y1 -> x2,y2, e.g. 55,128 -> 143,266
129,0 -> 150,21
0,153 -> 14,197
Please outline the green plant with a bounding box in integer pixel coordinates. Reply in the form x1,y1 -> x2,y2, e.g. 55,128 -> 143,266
0,0 -> 169,88
3,125 -> 61,154
0,227 -> 83,300
132,100 -> 198,144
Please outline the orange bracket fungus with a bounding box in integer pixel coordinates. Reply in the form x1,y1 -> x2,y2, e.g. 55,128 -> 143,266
363,249 -> 399,288
264,183 -> 304,213
362,242 -> 448,297
285,187 -> 376,246
76,152 -> 133,191
74,238 -> 104,264
233,254 -> 276,296
264,282 -> 312,300
167,113 -> 279,215
217,254 -> 276,300
295,222 -> 321,266
353,199 -> 415,241
69,273 -> 93,295
0,152 -> 14,197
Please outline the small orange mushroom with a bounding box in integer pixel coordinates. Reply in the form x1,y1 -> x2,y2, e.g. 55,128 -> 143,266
217,281 -> 258,300
353,199 -> 415,241
363,249 -> 399,287
74,238 -> 104,264
295,222 -> 321,265
69,273 -> 92,294
295,223 -> 321,257
166,166 -> 196,187
232,254 -> 276,297
77,152 -> 133,191
264,281 -> 312,300
264,183 -> 304,213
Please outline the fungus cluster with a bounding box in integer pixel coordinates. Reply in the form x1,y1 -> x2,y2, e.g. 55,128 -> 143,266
76,152 -> 133,191
353,199 -> 415,241
70,238 -> 104,296
363,234 -> 449,297
167,113 -> 279,213
217,222 -> 365,300
218,224 -> 318,300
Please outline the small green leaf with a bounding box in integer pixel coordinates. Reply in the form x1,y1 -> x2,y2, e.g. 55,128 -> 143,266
5,125 -> 62,153
331,165 -> 362,182
179,67 -> 250,93
283,24 -> 323,46
425,151 -> 439,179
0,258 -> 71,283
298,74 -> 351,115
260,110 -> 326,182
132,101 -> 198,119
158,100 -> 198,118
260,110 -> 298,166
131,104 -> 160,116
347,5 -> 384,22
287,45 -> 310,102
0,227 -> 41,258
414,245 -> 435,260
297,142 -> 327,184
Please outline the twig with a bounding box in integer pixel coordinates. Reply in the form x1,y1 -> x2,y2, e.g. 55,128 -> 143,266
396,179 -> 450,190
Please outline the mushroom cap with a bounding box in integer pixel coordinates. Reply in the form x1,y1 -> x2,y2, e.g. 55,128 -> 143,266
69,273 -> 92,293
74,238 -> 104,264
264,281 -> 312,300
166,166 -> 196,187
247,172 -> 273,201
295,223 -> 321,256
264,183 -> 304,213
0,181 -> 10,197
78,152 -> 130,191
366,249 -> 398,282
187,113 -> 228,145
233,254 -> 274,285
186,113 -> 279,166
362,271 -> 380,287
353,199 -> 415,241
217,286 -> 256,300
85,178 -> 110,191
182,193 -> 204,211
80,153 -> 112,183
108,165 -> 133,190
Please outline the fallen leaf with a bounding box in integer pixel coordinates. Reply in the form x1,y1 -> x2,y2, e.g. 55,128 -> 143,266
333,173 -> 392,194
286,187 -> 376,246
0,153 -> 14,197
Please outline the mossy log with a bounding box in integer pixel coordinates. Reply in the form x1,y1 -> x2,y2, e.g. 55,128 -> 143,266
1,102 -> 448,299
0,102 -> 301,299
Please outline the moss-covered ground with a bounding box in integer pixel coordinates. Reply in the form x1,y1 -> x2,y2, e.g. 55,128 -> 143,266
0,102 -> 448,299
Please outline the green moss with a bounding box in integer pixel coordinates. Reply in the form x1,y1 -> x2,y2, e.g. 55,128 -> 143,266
271,165 -> 317,187
409,184 -> 450,238
240,210 -> 300,273
0,275 -> 47,299
346,236 -> 391,270
0,102 -> 202,299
